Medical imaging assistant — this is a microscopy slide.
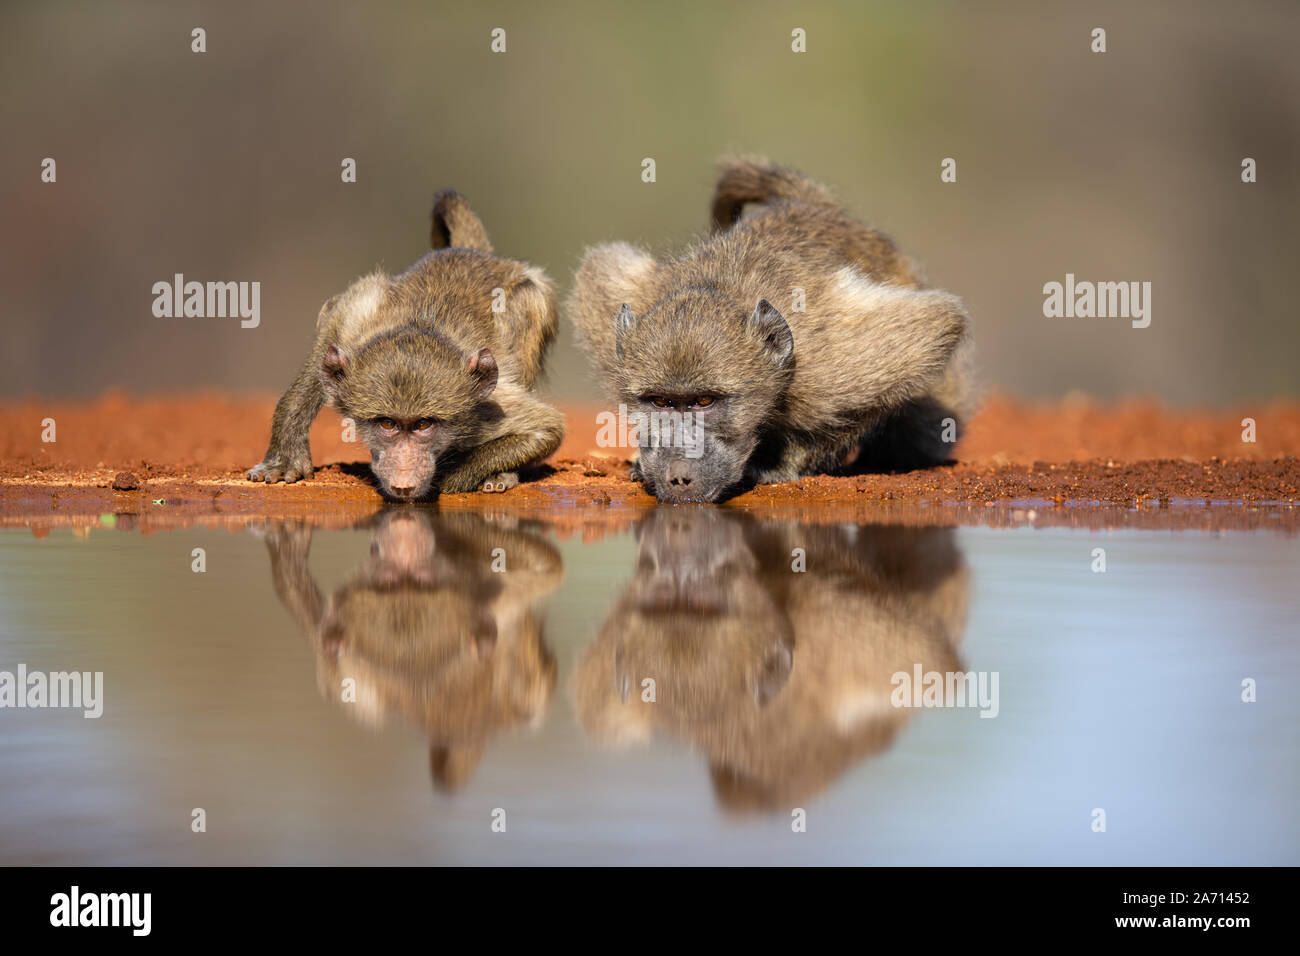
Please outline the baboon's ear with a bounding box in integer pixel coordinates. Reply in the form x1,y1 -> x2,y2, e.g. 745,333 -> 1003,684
466,347 -> 498,400
431,190 -> 493,252
747,299 -> 794,369
320,345 -> 349,400
613,304 -> 636,359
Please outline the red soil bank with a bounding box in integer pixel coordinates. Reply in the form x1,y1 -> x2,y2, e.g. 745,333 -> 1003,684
1,391 -> 1297,531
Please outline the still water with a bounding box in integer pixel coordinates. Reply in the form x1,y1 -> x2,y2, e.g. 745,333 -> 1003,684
0,508 -> 1296,865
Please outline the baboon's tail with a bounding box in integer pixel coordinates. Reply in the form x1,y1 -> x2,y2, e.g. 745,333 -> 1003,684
431,190 -> 493,252
710,158 -> 836,231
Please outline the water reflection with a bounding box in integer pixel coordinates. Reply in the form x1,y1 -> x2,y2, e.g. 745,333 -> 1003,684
8,510 -> 1294,862
256,506 -> 970,812
259,510 -> 562,791
574,509 -> 970,812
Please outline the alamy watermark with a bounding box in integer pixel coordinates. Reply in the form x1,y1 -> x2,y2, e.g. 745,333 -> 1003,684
0,664 -> 103,718
1043,273 -> 1151,328
595,405 -> 705,458
891,665 -> 999,718
152,274 -> 260,328
50,886 -> 150,936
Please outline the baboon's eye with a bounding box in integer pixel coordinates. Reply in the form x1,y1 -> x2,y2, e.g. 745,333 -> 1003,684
376,418 -> 398,432
693,396 -> 715,408
650,396 -> 670,409
413,418 -> 436,434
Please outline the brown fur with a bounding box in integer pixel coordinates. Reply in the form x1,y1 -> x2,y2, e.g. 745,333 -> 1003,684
573,510 -> 969,812
248,190 -> 563,498
260,511 -> 562,792
569,158 -> 975,501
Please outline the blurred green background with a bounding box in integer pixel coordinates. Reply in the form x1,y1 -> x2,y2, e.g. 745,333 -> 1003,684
1,0 -> 1296,404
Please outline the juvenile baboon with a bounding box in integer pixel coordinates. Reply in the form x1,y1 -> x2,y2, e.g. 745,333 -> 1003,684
573,510 -> 969,812
257,510 -> 563,792
570,158 -> 974,502
248,191 -> 565,498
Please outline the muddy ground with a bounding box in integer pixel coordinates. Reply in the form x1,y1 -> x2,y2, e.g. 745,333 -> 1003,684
2,391 -> 1297,532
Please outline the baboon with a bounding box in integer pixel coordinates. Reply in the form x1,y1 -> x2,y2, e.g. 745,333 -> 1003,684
248,191 -> 564,499
573,509 -> 969,812
570,158 -> 974,502
257,510 -> 562,792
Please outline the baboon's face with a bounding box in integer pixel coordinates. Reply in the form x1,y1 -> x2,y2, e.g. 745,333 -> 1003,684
321,333 -> 498,500
575,511 -> 794,736
361,510 -> 440,585
620,511 -> 794,704
614,294 -> 794,503
632,508 -> 756,605
300,510 -> 559,792
631,396 -> 754,503
360,416 -> 453,502
324,511 -> 500,665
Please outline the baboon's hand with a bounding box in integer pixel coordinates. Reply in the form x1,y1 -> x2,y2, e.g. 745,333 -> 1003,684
247,448 -> 314,484
263,518 -> 313,552
480,471 -> 519,493
627,459 -> 644,482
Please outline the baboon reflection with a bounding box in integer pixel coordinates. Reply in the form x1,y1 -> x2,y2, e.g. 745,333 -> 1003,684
260,509 -> 562,791
575,509 -> 969,812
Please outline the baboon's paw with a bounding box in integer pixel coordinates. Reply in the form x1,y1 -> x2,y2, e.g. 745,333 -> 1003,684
480,471 -> 519,493
247,455 -> 313,484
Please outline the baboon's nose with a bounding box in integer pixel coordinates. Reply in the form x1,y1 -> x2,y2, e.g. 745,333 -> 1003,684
666,461 -> 693,487
391,485 -> 415,498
